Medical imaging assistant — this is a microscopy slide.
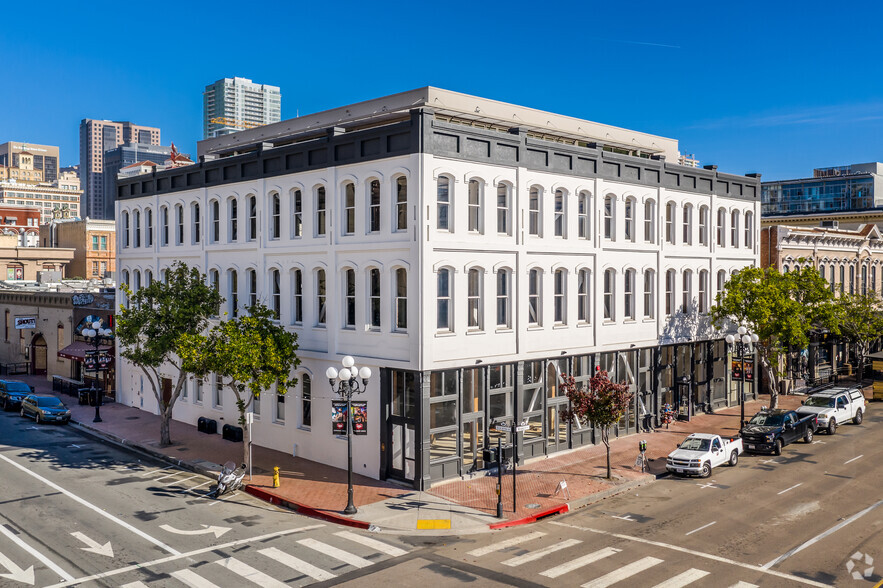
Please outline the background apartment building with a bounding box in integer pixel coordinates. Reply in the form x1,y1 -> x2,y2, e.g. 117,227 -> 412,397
79,120 -> 160,219
203,77 -> 281,139
41,217 -> 115,279
0,142 -> 59,183
103,143 -> 172,219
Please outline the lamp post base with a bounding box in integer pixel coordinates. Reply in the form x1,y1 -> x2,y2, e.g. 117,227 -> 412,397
344,504 -> 358,515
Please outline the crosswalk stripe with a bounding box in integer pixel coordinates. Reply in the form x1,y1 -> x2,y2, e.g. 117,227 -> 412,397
259,547 -> 337,581
540,547 -> 620,578
728,583 -> 758,588
582,556 -> 664,588
120,582 -> 150,588
215,557 -> 289,587
466,531 -> 547,557
297,538 -> 374,568
170,569 -> 222,588
652,568 -> 711,588
502,539 -> 582,567
334,530 -> 409,557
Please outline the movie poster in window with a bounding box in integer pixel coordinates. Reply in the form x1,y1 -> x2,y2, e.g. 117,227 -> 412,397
332,400 -> 347,435
351,401 -> 367,435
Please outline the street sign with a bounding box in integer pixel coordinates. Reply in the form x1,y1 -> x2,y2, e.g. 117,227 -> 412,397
515,424 -> 530,432
494,424 -> 512,432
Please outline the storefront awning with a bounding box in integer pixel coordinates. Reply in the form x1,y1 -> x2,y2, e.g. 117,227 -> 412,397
57,341 -> 113,361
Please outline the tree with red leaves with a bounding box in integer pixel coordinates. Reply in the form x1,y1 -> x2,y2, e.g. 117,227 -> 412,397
561,370 -> 632,479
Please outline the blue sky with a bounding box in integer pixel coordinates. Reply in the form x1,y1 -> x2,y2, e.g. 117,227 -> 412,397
2,0 -> 881,180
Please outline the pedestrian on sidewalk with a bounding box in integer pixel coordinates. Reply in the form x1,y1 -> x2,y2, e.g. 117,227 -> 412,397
639,394 -> 654,433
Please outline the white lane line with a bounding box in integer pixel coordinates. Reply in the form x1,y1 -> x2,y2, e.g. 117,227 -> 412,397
502,539 -> 582,567
120,582 -> 150,588
581,556 -> 663,588
43,525 -> 325,588
138,465 -> 174,477
0,522 -> 74,581
844,455 -> 863,465
466,531 -> 546,557
297,538 -> 373,568
540,547 -> 619,578
685,521 -> 716,536
762,499 -> 883,570
652,568 -> 710,588
161,475 -> 199,487
334,530 -> 408,557
728,583 -> 758,588
151,470 -> 185,483
0,451 -> 180,556
215,557 -> 288,588
549,520 -> 831,588
170,569 -> 222,588
777,483 -> 802,495
259,546 -> 337,581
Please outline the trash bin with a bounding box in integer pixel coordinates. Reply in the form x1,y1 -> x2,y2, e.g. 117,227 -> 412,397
78,388 -> 91,406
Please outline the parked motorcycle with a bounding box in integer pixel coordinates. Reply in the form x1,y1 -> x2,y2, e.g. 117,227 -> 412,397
212,461 -> 247,497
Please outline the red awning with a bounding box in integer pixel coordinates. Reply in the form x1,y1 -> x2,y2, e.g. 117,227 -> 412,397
57,341 -> 113,361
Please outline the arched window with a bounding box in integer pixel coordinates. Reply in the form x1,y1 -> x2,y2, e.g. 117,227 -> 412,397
529,186 -> 541,236
467,268 -> 482,330
468,179 -> 482,233
133,270 -> 141,293
829,265 -> 835,291
395,268 -> 407,330
850,265 -> 856,295
554,189 -> 566,237
624,197 -> 635,241
270,193 -> 281,239
783,264 -> 790,273
145,209 -> 153,247
247,195 -> 257,241
270,269 -> 281,319
699,270 -> 708,313
744,211 -> 753,247
247,268 -> 257,307
395,177 -> 408,232
368,268 -> 381,329
840,265 -> 845,294
144,269 -> 153,287
301,374 -> 311,427
343,182 -> 356,235
123,211 -> 130,248
624,269 -> 635,319
496,269 -> 510,328
368,180 -> 381,233
437,269 -> 452,330
316,269 -> 327,326
644,200 -> 655,243
528,269 -> 541,326
861,264 -> 868,294
209,269 -> 220,316
210,199 -> 220,242
643,270 -> 655,319
292,269 -> 303,324
682,204 -> 692,245
665,202 -> 675,244
315,187 -> 327,237
497,184 -> 510,235
699,206 -> 709,246
578,269 -> 591,323
191,203 -> 200,244
578,191 -> 590,239
717,269 -> 727,295
344,268 -> 355,328
160,206 -> 169,246
604,195 -> 614,239
603,269 -> 615,320
554,269 -> 566,324
229,198 -> 238,242
122,270 -> 130,306
731,210 -> 740,248
682,270 -> 693,311
872,266 -> 877,293
133,210 -> 141,247
175,204 -> 184,245
437,176 -> 451,231
291,189 -> 302,238
716,208 -> 726,247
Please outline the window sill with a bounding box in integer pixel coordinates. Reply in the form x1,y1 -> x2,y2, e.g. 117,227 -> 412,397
466,329 -> 485,336
390,330 -> 409,336
623,319 -> 637,324
495,327 -> 513,334
553,324 -> 568,330
602,320 -> 616,325
576,322 -> 591,328
273,420 -> 285,427
643,318 -> 655,323
313,326 -> 327,331
435,331 -> 456,338
527,325 -> 543,331
297,425 -> 310,432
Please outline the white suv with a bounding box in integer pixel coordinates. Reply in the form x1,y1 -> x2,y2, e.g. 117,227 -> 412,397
796,386 -> 866,435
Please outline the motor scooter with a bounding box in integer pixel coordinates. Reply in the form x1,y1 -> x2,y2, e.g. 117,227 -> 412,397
213,461 -> 247,497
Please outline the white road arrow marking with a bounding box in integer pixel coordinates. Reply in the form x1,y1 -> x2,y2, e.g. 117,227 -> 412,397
0,524 -> 72,582
159,524 -> 231,538
70,532 -> 113,557
0,549 -> 34,585
66,445 -> 81,449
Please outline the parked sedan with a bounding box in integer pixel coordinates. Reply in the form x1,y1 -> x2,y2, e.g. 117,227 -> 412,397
0,380 -> 33,410
20,394 -> 71,424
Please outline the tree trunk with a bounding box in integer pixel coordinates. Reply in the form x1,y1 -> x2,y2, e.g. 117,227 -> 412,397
602,427 -> 611,479
160,406 -> 171,446
241,410 -> 250,468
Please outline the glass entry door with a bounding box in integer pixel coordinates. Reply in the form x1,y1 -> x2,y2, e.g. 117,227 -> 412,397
386,370 -> 417,483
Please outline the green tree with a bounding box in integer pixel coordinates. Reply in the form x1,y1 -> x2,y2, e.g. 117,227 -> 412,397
116,262 -> 223,446
836,292 -> 883,381
711,264 -> 839,408
560,370 -> 632,479
180,304 -> 299,466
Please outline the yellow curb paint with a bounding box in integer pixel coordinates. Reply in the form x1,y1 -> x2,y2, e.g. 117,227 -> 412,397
416,519 -> 451,530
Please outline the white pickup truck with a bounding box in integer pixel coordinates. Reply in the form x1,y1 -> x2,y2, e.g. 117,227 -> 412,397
666,433 -> 743,478
796,386 -> 866,435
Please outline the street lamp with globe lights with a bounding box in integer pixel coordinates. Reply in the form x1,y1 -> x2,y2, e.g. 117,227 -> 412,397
726,326 -> 759,427
325,355 -> 371,515
81,321 -> 113,423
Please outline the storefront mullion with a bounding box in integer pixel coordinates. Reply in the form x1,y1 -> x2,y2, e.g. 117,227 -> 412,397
461,366 -> 484,473
521,360 -> 545,458
428,370 -> 459,480
570,354 -> 596,446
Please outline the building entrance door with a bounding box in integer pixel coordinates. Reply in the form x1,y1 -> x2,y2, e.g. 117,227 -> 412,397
30,334 -> 47,375
384,370 -> 417,484
545,403 -> 568,453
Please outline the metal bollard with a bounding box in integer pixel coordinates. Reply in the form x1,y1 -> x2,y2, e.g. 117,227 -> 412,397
273,466 -> 280,488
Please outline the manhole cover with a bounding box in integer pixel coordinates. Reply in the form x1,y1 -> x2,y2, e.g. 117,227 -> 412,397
525,503 -> 541,509
125,416 -> 140,420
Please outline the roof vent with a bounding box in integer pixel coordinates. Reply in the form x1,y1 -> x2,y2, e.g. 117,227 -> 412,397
820,220 -> 839,229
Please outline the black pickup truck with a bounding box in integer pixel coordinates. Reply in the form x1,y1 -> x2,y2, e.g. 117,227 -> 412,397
740,409 -> 817,455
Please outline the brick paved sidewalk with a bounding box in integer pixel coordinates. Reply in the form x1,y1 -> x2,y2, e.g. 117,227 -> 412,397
8,372 -> 843,532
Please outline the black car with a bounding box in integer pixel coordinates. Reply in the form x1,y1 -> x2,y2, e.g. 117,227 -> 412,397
20,394 -> 71,424
0,380 -> 33,410
740,409 -> 816,455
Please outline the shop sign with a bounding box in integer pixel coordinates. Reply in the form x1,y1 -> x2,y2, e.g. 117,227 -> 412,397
14,317 -> 36,330
351,401 -> 367,435
72,293 -> 95,306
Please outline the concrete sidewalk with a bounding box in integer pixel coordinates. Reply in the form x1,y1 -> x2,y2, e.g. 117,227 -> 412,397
10,373 -> 828,534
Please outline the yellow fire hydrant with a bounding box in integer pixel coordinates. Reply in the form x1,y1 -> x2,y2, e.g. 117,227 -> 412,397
273,466 -> 280,488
